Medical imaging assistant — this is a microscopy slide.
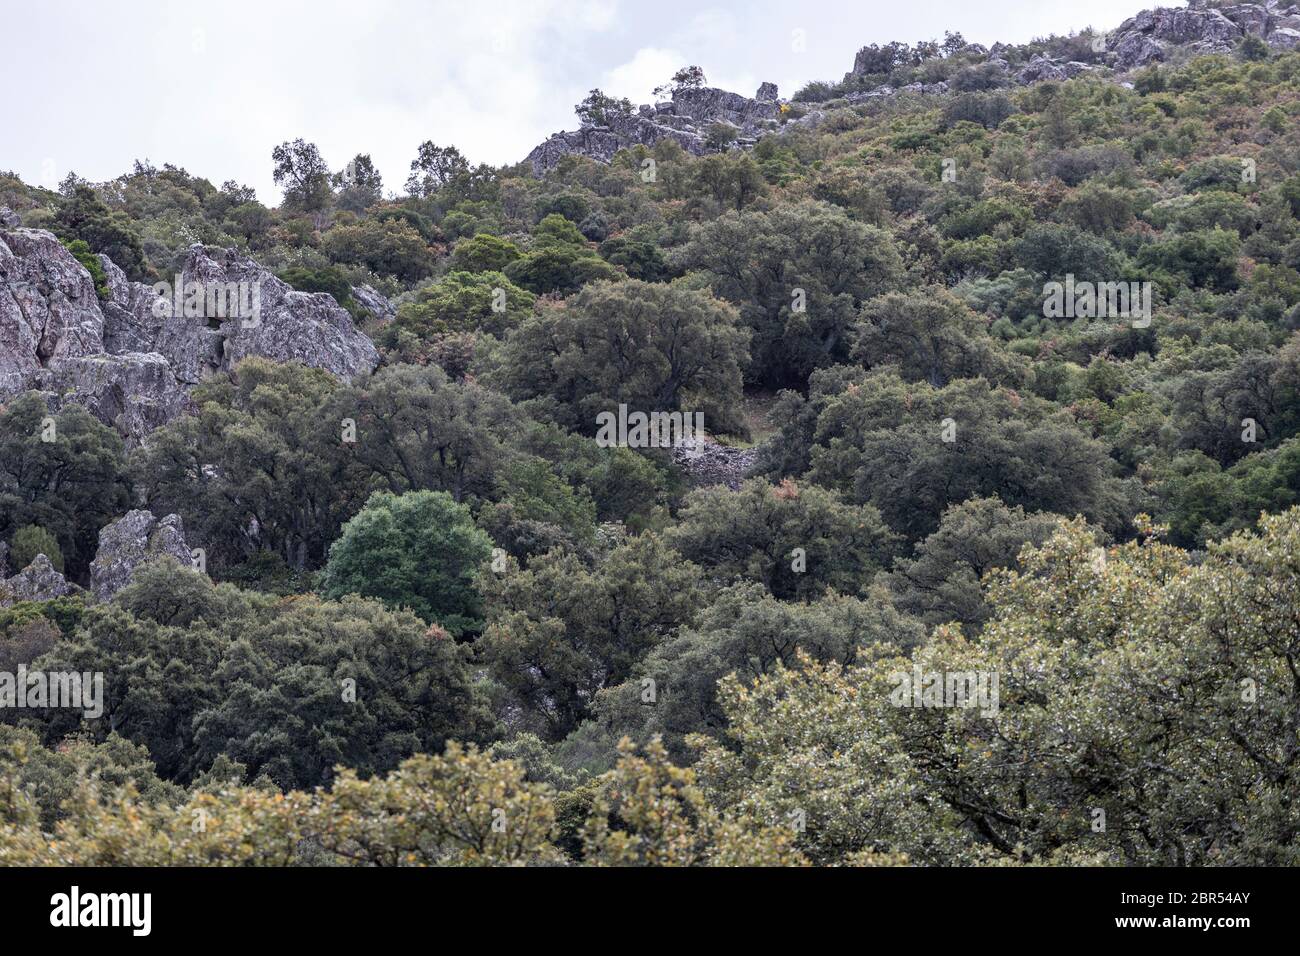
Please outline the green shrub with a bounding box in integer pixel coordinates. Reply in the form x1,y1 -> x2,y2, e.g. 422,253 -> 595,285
10,525 -> 64,573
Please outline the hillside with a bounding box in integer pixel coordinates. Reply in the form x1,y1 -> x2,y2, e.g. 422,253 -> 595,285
1,0 -> 1299,868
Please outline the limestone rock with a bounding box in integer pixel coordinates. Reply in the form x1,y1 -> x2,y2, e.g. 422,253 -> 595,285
89,509 -> 193,602
526,85 -> 780,174
29,352 -> 196,445
0,554 -> 78,606
0,227 -> 105,396
146,244 -> 380,382
351,284 -> 395,323
0,224 -> 380,442
1269,26 -> 1300,48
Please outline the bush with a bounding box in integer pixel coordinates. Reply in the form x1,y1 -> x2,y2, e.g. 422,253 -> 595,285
10,525 -> 64,573
321,490 -> 494,636
278,265 -> 356,308
61,239 -> 110,300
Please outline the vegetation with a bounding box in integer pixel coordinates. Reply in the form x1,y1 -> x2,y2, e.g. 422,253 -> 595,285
3,33 -> 1300,867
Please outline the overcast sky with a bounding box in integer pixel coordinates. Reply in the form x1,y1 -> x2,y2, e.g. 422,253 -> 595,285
1,0 -> 1175,203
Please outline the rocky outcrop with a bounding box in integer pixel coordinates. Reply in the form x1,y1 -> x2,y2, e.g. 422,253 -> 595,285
668,87 -> 780,128
0,227 -> 105,396
0,224 -> 379,442
351,284 -> 395,323
88,509 -> 193,602
199,245 -> 378,378
799,2 -> 1300,121
1104,2 -> 1300,69
27,352 -> 196,441
671,436 -> 760,491
0,554 -> 78,606
526,83 -> 780,174
524,4 -> 1297,174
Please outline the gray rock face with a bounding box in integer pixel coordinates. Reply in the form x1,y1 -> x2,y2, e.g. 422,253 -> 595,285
351,284 -> 395,323
1111,31 -> 1168,68
0,206 -> 19,228
0,554 -> 78,606
89,509 -> 193,602
28,352 -> 196,442
1017,55 -> 1070,83
0,227 -> 105,395
187,245 -> 379,379
1120,5 -> 1240,45
0,225 -> 380,442
97,250 -> 223,384
526,83 -> 781,174
1105,2 -> 1300,67
1224,2 -> 1273,36
527,126 -> 639,173
777,1 -> 1299,132
670,87 -> 779,127
1270,26 -> 1300,47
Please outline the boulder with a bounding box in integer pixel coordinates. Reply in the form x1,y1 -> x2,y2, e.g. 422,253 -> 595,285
1112,32 -> 1168,69
1017,55 -> 1068,83
1268,26 -> 1300,48
88,509 -> 193,602
351,284 -> 395,323
0,554 -> 77,606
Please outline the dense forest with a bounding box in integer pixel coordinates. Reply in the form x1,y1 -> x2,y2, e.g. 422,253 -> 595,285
2,2 -> 1300,866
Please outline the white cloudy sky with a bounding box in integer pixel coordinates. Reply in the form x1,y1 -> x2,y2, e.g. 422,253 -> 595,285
1,0 -> 1173,203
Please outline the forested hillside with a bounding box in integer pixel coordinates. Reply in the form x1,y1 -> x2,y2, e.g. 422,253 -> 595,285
2,0 -> 1300,866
